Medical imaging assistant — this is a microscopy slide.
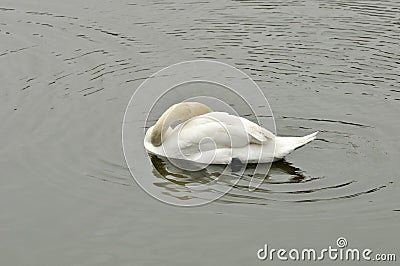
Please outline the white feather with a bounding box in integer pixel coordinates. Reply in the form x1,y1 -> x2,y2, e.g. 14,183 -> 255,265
144,108 -> 318,164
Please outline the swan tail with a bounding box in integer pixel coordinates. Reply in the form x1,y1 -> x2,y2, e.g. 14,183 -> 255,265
297,131 -> 319,146
274,131 -> 318,159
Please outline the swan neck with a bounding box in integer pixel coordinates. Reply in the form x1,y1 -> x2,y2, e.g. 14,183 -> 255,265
150,102 -> 212,146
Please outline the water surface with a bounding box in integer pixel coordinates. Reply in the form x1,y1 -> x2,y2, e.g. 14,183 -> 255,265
0,0 -> 399,265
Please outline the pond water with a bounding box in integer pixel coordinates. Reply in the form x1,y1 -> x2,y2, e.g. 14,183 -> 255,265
0,0 -> 399,265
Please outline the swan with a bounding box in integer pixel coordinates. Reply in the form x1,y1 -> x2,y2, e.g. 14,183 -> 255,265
144,102 -> 318,165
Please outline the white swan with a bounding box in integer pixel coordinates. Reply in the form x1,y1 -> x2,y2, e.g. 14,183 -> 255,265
144,102 -> 318,165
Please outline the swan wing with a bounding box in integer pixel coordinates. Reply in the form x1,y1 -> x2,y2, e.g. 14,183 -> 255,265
170,112 -> 274,151
239,117 -> 275,143
203,112 -> 275,144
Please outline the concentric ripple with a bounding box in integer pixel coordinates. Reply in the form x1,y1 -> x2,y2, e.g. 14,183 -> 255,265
0,0 -> 398,210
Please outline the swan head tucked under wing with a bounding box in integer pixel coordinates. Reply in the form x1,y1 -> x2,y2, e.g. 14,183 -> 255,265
150,102 -> 213,146
144,102 -> 318,165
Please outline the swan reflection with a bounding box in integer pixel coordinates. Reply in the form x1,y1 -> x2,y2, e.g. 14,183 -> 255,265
149,154 -> 311,189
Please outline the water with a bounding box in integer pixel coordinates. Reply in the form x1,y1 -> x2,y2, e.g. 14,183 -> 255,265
1,0 -> 399,265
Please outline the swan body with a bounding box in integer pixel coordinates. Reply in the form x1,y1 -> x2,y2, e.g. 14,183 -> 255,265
144,102 -> 318,164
